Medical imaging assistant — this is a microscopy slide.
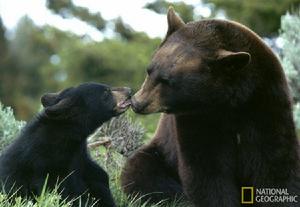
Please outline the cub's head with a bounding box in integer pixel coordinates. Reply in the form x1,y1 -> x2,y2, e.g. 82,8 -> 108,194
41,83 -> 132,132
132,8 -> 253,115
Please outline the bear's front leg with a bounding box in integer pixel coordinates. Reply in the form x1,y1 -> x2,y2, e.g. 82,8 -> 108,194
121,143 -> 184,204
178,158 -> 240,207
81,158 -> 116,207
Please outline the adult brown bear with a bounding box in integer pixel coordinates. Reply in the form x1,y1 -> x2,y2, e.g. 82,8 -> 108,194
121,8 -> 300,207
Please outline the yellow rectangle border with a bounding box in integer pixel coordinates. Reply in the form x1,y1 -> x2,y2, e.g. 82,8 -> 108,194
241,186 -> 254,204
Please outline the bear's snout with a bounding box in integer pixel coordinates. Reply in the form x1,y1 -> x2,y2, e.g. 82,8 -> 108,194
131,96 -> 149,114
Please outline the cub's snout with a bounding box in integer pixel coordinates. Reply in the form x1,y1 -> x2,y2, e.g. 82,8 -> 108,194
112,87 -> 132,114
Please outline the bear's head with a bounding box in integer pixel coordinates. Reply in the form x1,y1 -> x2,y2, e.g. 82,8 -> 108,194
131,8 -> 255,115
41,83 -> 132,132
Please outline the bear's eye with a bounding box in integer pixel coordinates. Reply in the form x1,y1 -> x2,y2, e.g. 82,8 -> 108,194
146,66 -> 154,75
159,77 -> 170,85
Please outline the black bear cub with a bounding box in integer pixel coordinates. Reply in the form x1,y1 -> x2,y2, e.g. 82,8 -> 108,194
0,82 -> 132,207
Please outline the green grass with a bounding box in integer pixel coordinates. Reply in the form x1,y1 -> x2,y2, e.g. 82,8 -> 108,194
130,111 -> 160,141
0,185 -> 71,207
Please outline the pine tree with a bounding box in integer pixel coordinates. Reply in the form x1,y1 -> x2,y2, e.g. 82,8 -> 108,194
280,12 -> 300,129
0,102 -> 25,152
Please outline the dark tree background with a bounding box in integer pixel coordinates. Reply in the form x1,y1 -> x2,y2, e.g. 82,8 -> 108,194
0,0 -> 299,119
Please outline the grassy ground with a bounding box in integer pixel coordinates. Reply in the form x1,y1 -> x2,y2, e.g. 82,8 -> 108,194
0,149 -> 189,207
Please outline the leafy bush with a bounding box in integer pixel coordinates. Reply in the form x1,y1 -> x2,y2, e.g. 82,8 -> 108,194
0,102 -> 25,152
280,12 -> 300,129
89,113 -> 145,157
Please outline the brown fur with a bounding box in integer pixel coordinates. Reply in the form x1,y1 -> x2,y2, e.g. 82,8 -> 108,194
121,8 -> 300,207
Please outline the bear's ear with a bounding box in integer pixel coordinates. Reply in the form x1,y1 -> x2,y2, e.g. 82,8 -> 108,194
215,49 -> 251,71
41,93 -> 59,107
166,6 -> 185,37
43,97 -> 75,120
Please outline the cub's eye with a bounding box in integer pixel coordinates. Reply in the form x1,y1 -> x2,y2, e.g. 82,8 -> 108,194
103,89 -> 110,99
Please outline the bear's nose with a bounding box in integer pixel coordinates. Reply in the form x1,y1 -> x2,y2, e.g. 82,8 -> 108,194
130,96 -> 149,113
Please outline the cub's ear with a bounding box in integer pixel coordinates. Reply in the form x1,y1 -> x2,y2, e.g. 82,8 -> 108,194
41,93 -> 59,107
215,49 -> 251,71
166,6 -> 185,37
43,97 -> 75,120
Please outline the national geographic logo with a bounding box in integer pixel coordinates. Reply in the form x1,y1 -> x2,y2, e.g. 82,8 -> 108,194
241,187 -> 254,204
241,187 -> 298,204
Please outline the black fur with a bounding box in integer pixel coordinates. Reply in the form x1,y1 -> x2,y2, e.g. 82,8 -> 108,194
0,83 -> 131,207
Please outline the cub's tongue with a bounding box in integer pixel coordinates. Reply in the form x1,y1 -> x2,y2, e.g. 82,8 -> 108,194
118,99 -> 131,109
